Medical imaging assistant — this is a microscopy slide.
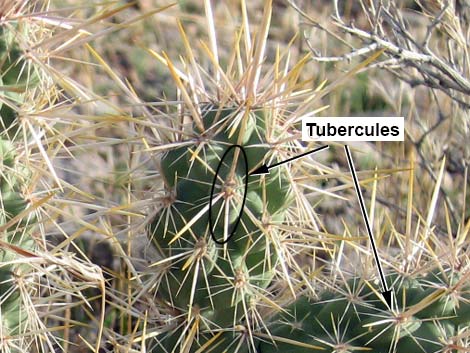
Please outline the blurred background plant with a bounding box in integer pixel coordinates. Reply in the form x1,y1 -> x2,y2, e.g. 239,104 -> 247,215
292,0 -> 470,228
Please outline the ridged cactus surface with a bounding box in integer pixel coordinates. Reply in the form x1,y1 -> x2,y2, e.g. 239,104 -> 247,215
0,13 -> 37,352
259,266 -> 470,352
0,139 -> 34,352
0,21 -> 38,132
148,105 -> 293,352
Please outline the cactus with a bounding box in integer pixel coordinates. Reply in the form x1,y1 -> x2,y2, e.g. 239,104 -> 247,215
148,103 -> 295,351
258,265 -> 470,352
0,19 -> 39,134
138,2 -> 470,353
148,100 -> 470,353
0,138 -> 36,351
10,0 -> 453,352
143,2 -> 328,352
0,6 -> 42,352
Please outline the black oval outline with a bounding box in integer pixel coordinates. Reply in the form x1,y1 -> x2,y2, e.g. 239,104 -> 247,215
209,144 -> 249,244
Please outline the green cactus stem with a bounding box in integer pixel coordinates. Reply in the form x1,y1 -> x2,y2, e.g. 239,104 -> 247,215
148,104 -> 295,352
259,266 -> 470,353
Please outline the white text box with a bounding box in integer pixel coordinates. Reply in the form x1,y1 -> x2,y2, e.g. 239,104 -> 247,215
302,117 -> 404,141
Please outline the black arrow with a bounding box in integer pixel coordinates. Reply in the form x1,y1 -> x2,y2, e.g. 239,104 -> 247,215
250,145 -> 329,176
344,145 -> 393,309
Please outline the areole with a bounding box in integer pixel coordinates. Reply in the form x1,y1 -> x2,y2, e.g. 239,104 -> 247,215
208,144 -> 249,245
